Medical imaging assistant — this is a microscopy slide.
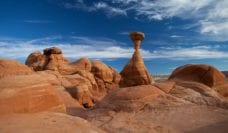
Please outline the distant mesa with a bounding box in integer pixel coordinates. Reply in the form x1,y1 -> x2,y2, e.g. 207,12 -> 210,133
120,32 -> 152,87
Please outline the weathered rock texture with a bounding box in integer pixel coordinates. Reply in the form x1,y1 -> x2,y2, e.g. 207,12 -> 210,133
75,83 -> 228,133
0,112 -> 104,133
0,74 -> 66,115
120,32 -> 152,87
0,59 -> 33,79
169,64 -> 228,98
26,47 -> 69,71
95,85 -> 172,112
25,47 -> 120,107
169,64 -> 226,87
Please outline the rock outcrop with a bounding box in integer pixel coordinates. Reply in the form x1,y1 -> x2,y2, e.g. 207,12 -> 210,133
0,74 -> 66,115
0,59 -> 33,79
91,61 -> 121,93
25,47 -> 120,107
120,32 -> 152,87
26,47 -> 69,71
169,64 -> 228,98
169,64 -> 226,87
25,51 -> 46,71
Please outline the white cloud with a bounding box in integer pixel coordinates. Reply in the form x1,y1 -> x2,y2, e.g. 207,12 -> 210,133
91,2 -> 127,16
109,0 -> 212,20
147,46 -> 228,60
0,36 -> 228,61
64,1 -> 127,17
201,21 -> 228,34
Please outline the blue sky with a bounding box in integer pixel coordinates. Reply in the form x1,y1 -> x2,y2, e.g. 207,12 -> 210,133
0,0 -> 228,74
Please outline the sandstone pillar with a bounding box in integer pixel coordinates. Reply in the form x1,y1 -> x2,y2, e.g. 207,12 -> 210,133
120,32 -> 152,87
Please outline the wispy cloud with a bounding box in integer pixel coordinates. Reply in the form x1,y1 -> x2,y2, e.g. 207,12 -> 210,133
94,2 -> 127,16
24,20 -> 54,24
147,45 -> 228,60
119,32 -> 129,35
64,0 -> 228,41
64,1 -> 127,17
170,35 -> 184,38
0,36 -> 228,60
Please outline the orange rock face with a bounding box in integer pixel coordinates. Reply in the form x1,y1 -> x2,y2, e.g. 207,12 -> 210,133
0,112 -> 104,133
95,85 -> 165,112
25,51 -> 46,71
0,74 -> 66,115
120,32 -> 152,87
154,81 -> 176,93
91,61 -> 121,92
0,59 -> 33,79
214,83 -> 228,98
169,64 -> 226,87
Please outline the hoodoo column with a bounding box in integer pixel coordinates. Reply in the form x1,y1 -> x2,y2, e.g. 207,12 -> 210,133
120,32 -> 152,87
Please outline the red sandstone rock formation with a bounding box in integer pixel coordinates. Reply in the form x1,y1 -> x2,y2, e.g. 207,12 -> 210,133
25,51 -> 46,71
95,85 -> 169,112
169,64 -> 228,98
0,112 -> 104,133
91,61 -> 121,92
169,64 -> 226,87
120,32 -> 152,87
1,58 -> 228,133
25,47 -> 120,107
0,74 -> 66,115
0,59 -> 33,79
26,47 -> 69,71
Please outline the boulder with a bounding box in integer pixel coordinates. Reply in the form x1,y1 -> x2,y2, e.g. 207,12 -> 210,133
0,74 -> 66,115
0,112 -> 104,133
43,47 -> 62,55
120,32 -> 152,87
169,64 -> 226,87
25,47 -> 69,72
0,59 -> 33,79
25,51 -> 46,71
43,47 -> 68,71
